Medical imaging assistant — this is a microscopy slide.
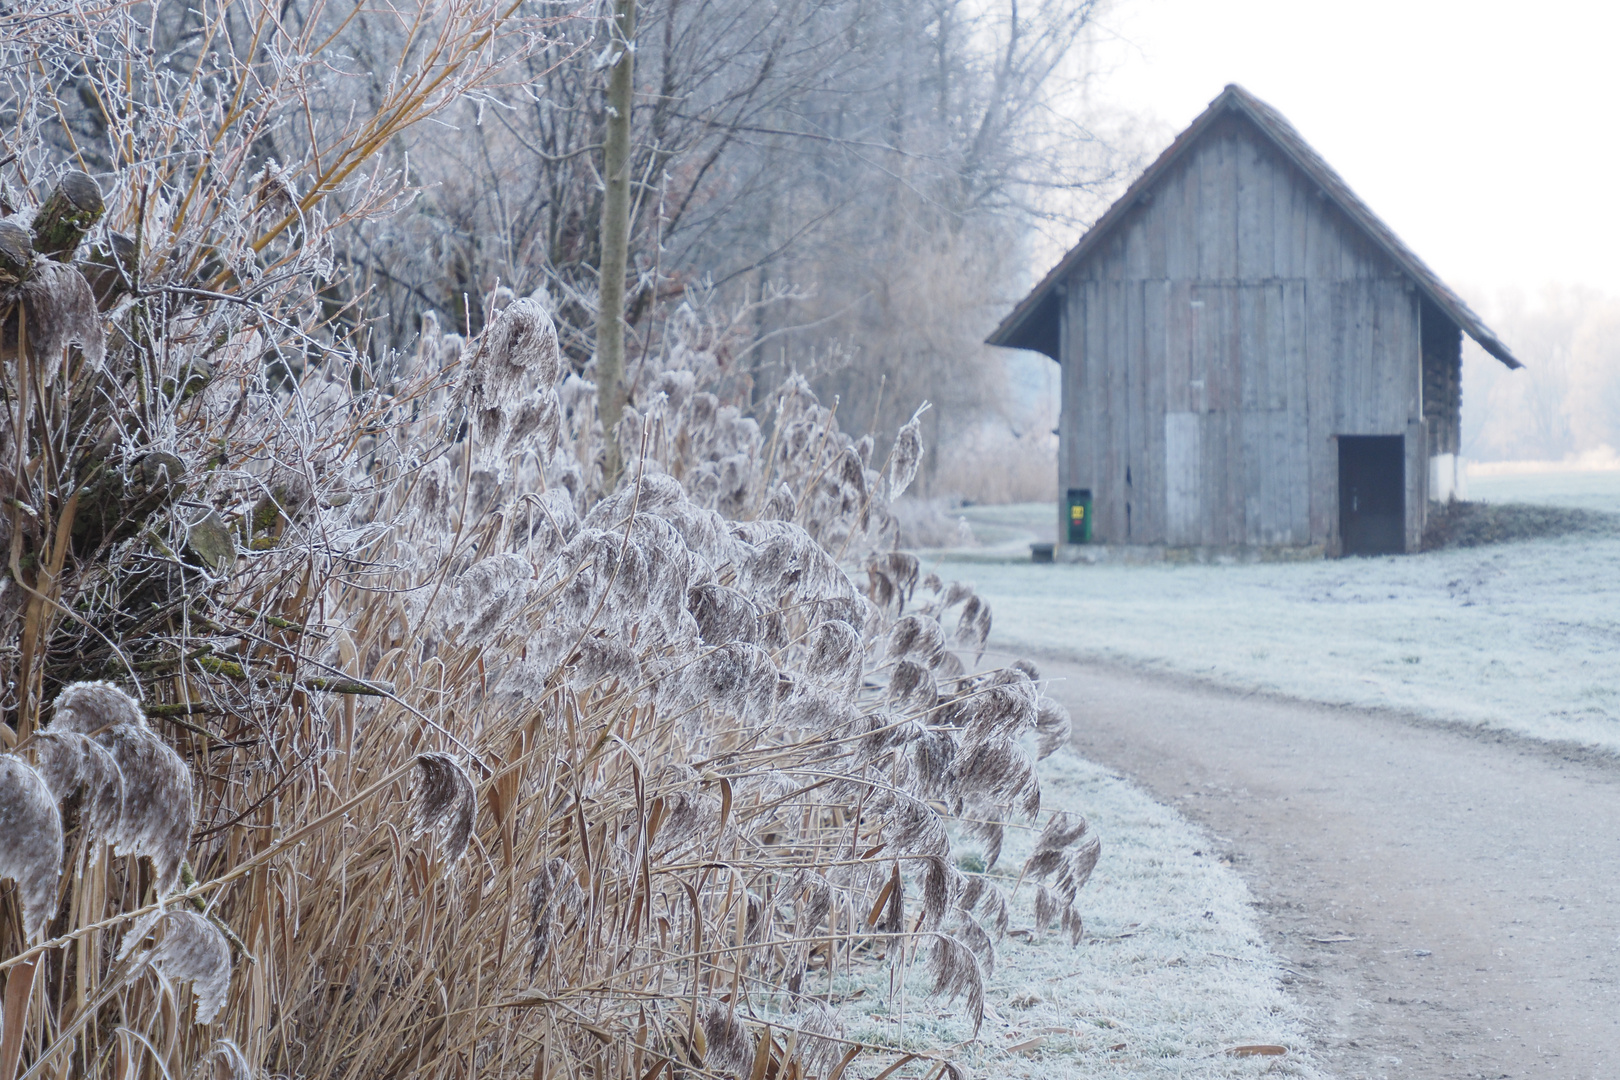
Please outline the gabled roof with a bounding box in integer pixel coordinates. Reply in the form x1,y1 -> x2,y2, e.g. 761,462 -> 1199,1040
989,84 -> 1522,369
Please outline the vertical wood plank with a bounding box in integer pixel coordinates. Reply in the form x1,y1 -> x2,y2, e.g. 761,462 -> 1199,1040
1200,399 -> 1220,546
1172,156 -> 1198,281
1239,284 -> 1267,412
1334,279 -> 1359,434
1283,279 -> 1311,541
1063,285 -> 1080,513
1241,409 -> 1265,544
1122,208 -> 1151,280
1166,280 -> 1193,413
1073,282 -> 1096,534
1143,279 -> 1171,542
1375,279 -> 1396,430
1307,187 -> 1338,284
1236,127 -> 1273,281
1189,286 -> 1211,415
1104,280 -> 1128,542
1270,410 -> 1295,543
1305,280 -> 1337,544
1196,130 -> 1220,281
1210,127 -> 1238,280
1101,234 -> 1124,282
1057,282 -> 1071,544
1145,180 -> 1169,279
1406,416 -> 1427,552
1399,281 -> 1422,425
1082,280 -> 1104,531
1091,239 -> 1112,283
1265,282 -> 1288,410
1126,280 -> 1149,542
1270,145 -> 1296,279
1286,158 -> 1308,280
1215,283 -> 1241,413
1224,408 -> 1237,544
1206,407 -> 1233,546
1164,411 -> 1201,544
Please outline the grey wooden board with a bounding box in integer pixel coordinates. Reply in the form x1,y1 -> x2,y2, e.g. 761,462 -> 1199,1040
1056,109 -> 1434,554
1165,412 -> 1201,544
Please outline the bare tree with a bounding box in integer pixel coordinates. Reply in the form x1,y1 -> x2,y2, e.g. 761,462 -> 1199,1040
597,0 -> 636,479
338,0 -> 1121,454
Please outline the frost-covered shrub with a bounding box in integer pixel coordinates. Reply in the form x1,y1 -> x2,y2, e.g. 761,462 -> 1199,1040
0,6 -> 1103,1080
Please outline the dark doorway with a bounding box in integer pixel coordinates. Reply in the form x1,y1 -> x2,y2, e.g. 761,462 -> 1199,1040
1338,436 -> 1405,556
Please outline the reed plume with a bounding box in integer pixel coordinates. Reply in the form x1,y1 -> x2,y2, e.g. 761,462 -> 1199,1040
0,5 -> 1108,1078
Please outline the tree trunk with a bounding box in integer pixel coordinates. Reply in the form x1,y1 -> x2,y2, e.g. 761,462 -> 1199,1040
596,0 -> 635,486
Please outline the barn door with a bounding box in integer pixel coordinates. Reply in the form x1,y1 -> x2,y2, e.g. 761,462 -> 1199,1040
1337,436 -> 1404,556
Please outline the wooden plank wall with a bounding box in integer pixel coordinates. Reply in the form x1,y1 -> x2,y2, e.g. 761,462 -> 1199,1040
1059,112 -> 1427,550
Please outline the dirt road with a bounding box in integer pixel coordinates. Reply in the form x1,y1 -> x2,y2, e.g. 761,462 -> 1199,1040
1035,655 -> 1620,1079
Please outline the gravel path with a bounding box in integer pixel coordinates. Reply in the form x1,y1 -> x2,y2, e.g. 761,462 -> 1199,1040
1034,655 -> 1620,1079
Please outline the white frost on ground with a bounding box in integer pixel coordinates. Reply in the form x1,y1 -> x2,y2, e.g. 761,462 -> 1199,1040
930,472 -> 1620,756
825,472 -> 1620,1077
828,747 -> 1325,1078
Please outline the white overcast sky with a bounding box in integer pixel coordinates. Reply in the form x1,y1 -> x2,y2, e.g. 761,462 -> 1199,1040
1082,0 -> 1619,304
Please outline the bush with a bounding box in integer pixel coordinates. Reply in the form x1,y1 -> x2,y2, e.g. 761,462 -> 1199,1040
0,5 -> 1100,1078
1421,500 -> 1620,550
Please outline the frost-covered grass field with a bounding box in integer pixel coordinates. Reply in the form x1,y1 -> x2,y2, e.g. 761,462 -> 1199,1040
936,471 -> 1620,755
830,748 -> 1324,1078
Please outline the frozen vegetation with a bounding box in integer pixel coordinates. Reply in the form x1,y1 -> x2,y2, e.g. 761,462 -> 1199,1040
933,472 -> 1620,756
833,746 -> 1324,1078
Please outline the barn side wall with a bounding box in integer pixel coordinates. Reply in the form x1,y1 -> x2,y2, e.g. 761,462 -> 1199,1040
1058,112 -> 1427,552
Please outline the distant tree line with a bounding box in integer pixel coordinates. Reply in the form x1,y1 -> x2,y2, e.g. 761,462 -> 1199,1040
1463,286 -> 1620,464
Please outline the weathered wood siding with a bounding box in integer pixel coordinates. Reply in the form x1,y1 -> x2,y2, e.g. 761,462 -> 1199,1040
1059,112 -> 1431,551
1421,296 -> 1463,457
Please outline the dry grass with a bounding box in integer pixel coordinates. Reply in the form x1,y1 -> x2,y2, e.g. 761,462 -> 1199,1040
0,5 -> 1106,1079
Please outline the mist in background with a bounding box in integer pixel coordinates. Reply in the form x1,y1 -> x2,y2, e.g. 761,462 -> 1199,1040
1462,288 -> 1620,467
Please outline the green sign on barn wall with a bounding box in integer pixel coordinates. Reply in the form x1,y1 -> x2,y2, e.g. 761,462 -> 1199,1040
1066,488 -> 1092,544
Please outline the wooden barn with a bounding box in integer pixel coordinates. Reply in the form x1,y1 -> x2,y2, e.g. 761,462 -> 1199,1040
989,84 -> 1521,557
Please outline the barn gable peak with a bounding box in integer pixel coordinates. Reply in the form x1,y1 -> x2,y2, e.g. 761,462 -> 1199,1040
989,84 -> 1521,370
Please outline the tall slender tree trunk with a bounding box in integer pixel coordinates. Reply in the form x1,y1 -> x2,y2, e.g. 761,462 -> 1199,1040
596,0 -> 635,486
